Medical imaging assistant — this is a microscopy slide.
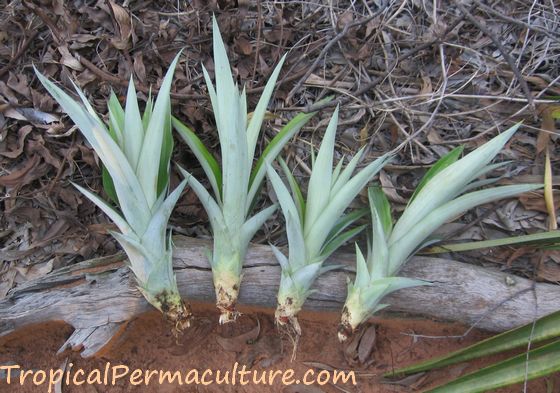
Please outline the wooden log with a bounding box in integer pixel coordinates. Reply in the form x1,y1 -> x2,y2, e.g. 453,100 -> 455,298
1,236 -> 559,357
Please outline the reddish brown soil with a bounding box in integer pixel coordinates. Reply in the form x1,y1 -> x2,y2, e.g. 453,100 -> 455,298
0,303 -> 556,393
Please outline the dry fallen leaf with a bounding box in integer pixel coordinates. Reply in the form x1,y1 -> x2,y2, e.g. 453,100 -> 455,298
216,317 -> 260,352
108,0 -> 132,50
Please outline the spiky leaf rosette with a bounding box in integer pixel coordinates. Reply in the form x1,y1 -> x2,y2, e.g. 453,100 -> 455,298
266,106 -> 391,336
338,124 -> 543,341
173,16 -> 323,323
35,53 -> 193,334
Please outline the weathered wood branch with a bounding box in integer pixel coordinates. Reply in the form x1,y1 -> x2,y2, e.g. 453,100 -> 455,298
1,236 -> 559,357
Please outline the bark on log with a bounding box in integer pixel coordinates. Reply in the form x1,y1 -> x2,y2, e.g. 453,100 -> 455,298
1,236 -> 559,358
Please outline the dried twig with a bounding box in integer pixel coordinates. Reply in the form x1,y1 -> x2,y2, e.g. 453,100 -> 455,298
454,1 -> 535,111
0,31 -> 39,78
304,3 -> 477,113
286,10 -> 383,102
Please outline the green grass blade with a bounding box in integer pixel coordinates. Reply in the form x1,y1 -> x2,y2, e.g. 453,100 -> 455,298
388,310 -> 560,376
409,146 -> 464,204
368,186 -> 392,237
173,117 -> 222,203
156,101 -> 173,197
424,230 -> 560,253
101,166 -> 118,205
427,339 -> 560,393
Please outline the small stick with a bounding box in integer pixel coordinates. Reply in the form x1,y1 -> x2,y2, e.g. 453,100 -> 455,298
454,1 -> 535,111
472,0 -> 560,44
0,31 -> 40,78
304,3 -> 478,113
286,11 -> 382,102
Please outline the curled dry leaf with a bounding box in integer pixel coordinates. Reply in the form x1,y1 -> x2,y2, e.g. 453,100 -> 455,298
0,155 -> 42,187
57,45 -> 83,71
0,125 -> 32,158
238,332 -> 282,368
215,317 -> 261,352
108,0 -> 132,50
379,170 -> 407,204
343,323 -> 377,367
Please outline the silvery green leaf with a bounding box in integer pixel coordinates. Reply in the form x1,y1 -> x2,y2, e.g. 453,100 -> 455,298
219,82 -> 249,225
304,106 -> 338,235
35,69 -> 151,233
143,248 -> 177,293
136,51 -> 181,208
320,263 -> 344,274
246,109 -> 317,214
278,158 -> 305,222
201,65 -> 221,138
474,161 -> 512,180
241,204 -> 277,247
267,163 -> 306,266
70,80 -> 107,129
368,186 -> 392,237
140,179 -> 188,254
324,209 -> 367,246
72,182 -> 132,236
271,244 -> 290,271
156,100 -> 174,197
286,211 -> 308,268
306,153 -> 391,257
330,146 -> 366,196
390,124 -> 520,245
123,76 -> 144,170
376,276 -> 431,293
369,192 -> 389,277
291,261 -> 323,292
142,92 -> 153,131
331,156 -> 345,188
109,230 -> 151,284
388,183 -> 541,273
354,244 -> 371,288
409,145 -> 464,204
462,177 -> 502,193
211,44 -> 249,227
246,54 -> 286,167
107,91 -> 124,146
177,166 -> 223,228
320,224 -> 366,261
